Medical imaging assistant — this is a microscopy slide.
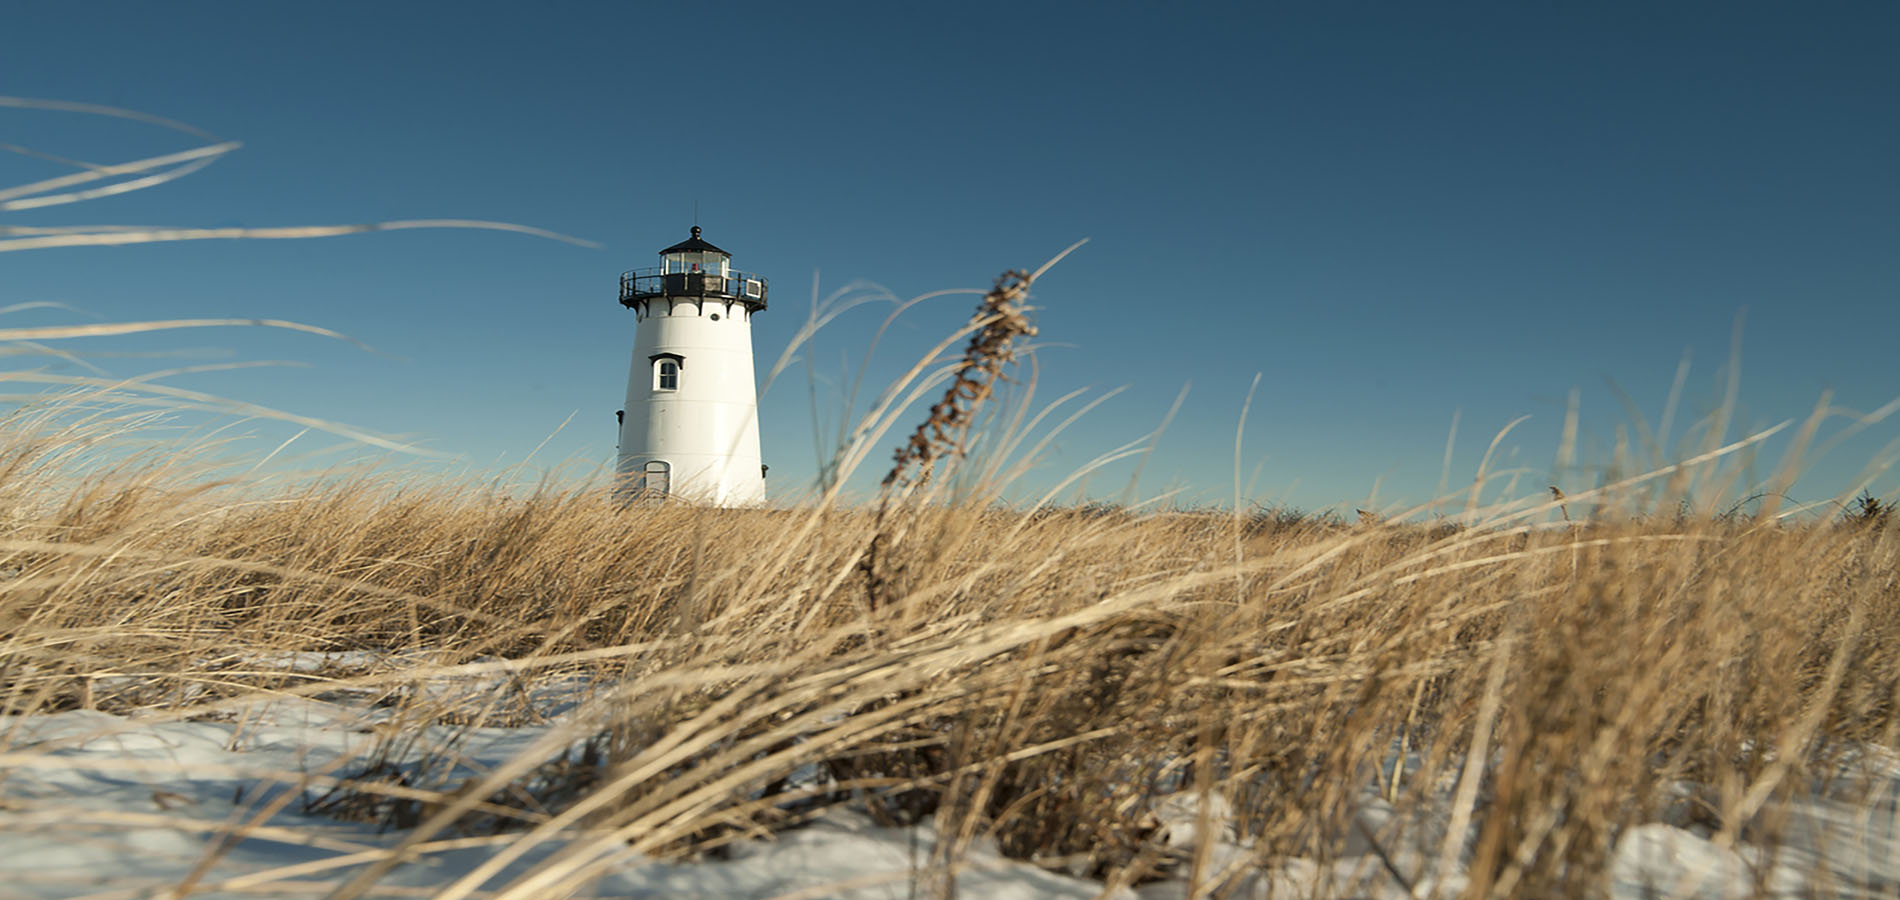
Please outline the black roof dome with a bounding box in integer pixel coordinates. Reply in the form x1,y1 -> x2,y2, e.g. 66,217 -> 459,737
659,226 -> 728,257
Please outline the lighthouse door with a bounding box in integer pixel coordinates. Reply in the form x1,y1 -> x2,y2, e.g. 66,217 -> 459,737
642,460 -> 671,496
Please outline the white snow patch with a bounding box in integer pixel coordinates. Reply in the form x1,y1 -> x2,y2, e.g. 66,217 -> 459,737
6,703 -> 1900,898
0,707 -> 1116,899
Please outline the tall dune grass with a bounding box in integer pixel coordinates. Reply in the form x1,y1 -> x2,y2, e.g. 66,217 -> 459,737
6,97 -> 1900,899
2,326 -> 1897,899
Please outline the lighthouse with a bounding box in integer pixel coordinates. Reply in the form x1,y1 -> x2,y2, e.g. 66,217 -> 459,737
615,227 -> 768,506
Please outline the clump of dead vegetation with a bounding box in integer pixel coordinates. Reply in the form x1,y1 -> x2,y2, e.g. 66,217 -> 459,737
2,376 -> 1897,899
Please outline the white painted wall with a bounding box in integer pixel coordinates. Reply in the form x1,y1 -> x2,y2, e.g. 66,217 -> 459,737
617,296 -> 765,506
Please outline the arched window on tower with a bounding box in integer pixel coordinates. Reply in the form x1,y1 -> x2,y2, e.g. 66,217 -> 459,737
641,460 -> 671,496
651,353 -> 684,392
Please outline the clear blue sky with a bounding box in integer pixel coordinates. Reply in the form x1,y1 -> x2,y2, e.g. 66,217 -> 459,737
5,1 -> 1896,514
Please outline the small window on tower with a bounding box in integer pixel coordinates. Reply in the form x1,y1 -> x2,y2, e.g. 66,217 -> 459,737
642,460 -> 671,496
655,359 -> 679,391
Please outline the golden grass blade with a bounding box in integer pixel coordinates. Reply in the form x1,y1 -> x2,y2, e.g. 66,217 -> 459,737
3,154 -> 224,211
0,141 -> 112,172
0,219 -> 598,253
0,371 -> 433,455
1439,630 -> 1512,890
975,383 -> 1091,494
0,339 -> 111,376
1234,371 -> 1263,601
1435,407 -> 1461,513
0,95 -> 221,140
1028,237 -> 1089,281
0,141 -> 239,206
1759,390 -> 1833,518
0,317 -> 373,350
1465,414 -> 1533,525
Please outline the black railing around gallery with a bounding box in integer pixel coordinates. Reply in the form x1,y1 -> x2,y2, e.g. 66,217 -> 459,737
619,268 -> 769,308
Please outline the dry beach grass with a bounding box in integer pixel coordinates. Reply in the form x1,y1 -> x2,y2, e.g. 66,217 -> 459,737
2,366 -> 1898,898
5,96 -> 1900,899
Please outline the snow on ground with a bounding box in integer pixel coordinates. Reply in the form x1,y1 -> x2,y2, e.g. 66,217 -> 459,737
4,696 -> 1900,898
0,702 -> 1116,899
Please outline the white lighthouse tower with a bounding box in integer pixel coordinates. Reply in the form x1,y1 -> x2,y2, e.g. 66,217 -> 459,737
615,227 -> 768,506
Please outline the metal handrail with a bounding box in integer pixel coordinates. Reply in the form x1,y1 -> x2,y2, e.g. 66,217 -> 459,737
619,267 -> 769,309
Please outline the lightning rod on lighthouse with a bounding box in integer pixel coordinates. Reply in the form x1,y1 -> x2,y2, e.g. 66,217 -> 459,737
615,227 -> 767,506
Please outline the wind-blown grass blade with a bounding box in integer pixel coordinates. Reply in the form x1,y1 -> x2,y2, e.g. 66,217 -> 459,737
1,366 -> 442,456
0,142 -> 239,209
0,95 -> 222,140
0,141 -> 115,172
2,96 -> 597,251
0,317 -> 375,349
0,219 -> 599,253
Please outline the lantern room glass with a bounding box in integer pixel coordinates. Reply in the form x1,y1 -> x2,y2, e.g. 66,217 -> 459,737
663,250 -> 729,276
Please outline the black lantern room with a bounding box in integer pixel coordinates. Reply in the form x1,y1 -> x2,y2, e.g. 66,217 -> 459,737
619,227 -> 769,311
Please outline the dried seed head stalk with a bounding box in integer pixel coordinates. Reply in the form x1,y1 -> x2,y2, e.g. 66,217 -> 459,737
883,269 -> 1038,490
864,268 -> 1039,610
